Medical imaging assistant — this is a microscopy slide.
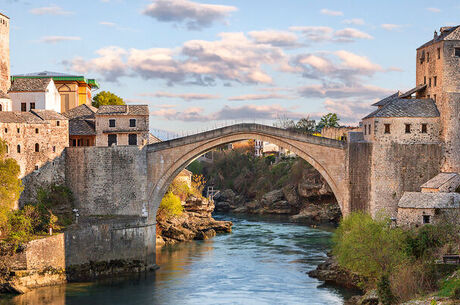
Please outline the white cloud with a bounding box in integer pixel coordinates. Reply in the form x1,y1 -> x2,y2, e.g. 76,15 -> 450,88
290,26 -> 373,43
143,91 -> 220,101
323,98 -> 374,123
142,0 -> 237,30
227,93 -> 294,101
298,83 -> 391,99
334,28 -> 373,41
343,18 -> 365,25
248,30 -> 299,47
426,7 -> 441,13
100,21 -> 116,27
320,9 -> 343,16
334,50 -> 381,73
39,36 -> 81,44
29,6 -> 73,16
381,24 -> 402,31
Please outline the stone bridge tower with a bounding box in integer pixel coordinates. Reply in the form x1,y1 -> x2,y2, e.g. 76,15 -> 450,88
416,26 -> 460,173
0,12 -> 10,94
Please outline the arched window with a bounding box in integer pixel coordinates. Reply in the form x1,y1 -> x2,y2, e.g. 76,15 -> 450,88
35,143 -> 39,152
0,104 -> 2,111
17,145 -> 21,153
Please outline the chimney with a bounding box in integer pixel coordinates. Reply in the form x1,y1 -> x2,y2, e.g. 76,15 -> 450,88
434,30 -> 438,39
440,26 -> 453,34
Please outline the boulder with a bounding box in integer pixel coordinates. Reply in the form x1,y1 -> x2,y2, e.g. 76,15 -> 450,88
261,189 -> 284,206
195,229 -> 216,240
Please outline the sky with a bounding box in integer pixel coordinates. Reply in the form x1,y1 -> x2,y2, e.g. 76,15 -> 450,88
2,0 -> 460,135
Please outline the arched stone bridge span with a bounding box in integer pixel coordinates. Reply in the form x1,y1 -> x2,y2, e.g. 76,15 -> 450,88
146,123 -> 350,218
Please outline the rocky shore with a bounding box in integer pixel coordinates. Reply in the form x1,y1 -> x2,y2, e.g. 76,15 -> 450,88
156,195 -> 232,246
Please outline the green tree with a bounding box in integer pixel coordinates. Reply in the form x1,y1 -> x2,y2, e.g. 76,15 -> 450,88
295,117 -> 316,134
333,212 -> 408,281
317,113 -> 340,130
92,91 -> 125,108
0,139 -> 23,211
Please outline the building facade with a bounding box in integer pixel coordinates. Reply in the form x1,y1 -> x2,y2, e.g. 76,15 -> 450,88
0,90 -> 11,111
8,78 -> 61,113
11,72 -> 100,113
63,104 -> 97,147
95,105 -> 149,147
0,12 -> 9,95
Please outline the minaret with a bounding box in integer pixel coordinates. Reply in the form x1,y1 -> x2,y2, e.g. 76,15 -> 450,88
0,12 -> 10,94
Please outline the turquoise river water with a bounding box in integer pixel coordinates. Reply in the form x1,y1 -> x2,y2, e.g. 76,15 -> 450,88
0,214 -> 356,305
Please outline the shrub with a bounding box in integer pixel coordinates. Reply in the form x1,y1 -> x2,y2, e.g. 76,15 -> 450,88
377,274 -> 395,305
390,262 -> 436,302
438,272 -> 460,298
333,212 -> 408,281
159,192 -> 183,216
34,184 -> 74,227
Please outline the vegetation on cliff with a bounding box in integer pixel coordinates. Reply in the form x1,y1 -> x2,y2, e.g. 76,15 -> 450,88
333,212 -> 460,303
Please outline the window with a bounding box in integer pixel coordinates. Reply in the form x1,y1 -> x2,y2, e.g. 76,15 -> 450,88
77,139 -> 82,146
424,76 -> 426,84
434,94 -> 437,102
427,52 -> 430,62
30,102 -> 35,110
53,146 -> 56,153
433,76 -> 437,87
0,104 -> 2,111
72,139 -> 77,146
421,124 -> 428,133
86,140 -> 90,146
368,124 -> 371,135
455,48 -> 460,57
437,47 -> 441,59
109,119 -> 116,127
4,128 -> 7,133
35,143 -> 39,152
129,134 -> 137,145
17,145 -> 20,153
35,128 -> 39,134
423,215 -> 431,224
17,128 -> 20,133
56,121 -> 60,127
364,124 -> 367,135
429,78 -> 431,87
108,134 -> 117,146
384,124 -> 391,134
34,165 -> 39,171
129,119 -> 136,127
420,50 -> 425,64
21,103 -> 26,112
405,124 -> 411,134
427,94 -> 430,99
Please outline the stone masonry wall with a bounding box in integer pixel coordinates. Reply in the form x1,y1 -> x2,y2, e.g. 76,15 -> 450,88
95,115 -> 149,146
11,234 -> 65,270
0,13 -> 9,93
347,141 -> 372,212
65,146 -> 148,216
370,143 -> 442,217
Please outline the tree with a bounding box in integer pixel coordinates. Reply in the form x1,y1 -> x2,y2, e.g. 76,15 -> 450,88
0,139 -> 23,211
317,113 -> 340,130
295,117 -> 316,134
92,91 -> 125,108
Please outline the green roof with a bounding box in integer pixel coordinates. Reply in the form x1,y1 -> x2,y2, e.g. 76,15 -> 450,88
11,71 -> 100,89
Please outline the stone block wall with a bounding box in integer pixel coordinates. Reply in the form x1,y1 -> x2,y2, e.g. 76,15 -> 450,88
95,114 -> 149,146
347,141 -> 372,212
11,234 -> 65,270
0,13 -> 9,93
369,143 -> 442,217
65,146 -> 148,216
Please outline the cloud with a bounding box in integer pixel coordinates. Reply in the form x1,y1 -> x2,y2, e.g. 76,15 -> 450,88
151,104 -> 306,121
142,0 -> 237,30
323,98 -> 374,123
227,93 -> 294,101
343,18 -> 365,25
248,30 -> 300,47
298,83 -> 391,99
67,32 -> 287,85
426,7 -> 441,13
381,24 -> 402,31
290,26 -> 373,43
39,36 -> 81,44
334,50 -> 381,73
142,91 -> 220,101
320,9 -> 343,16
100,21 -> 116,27
334,28 -> 373,41
29,5 -> 73,16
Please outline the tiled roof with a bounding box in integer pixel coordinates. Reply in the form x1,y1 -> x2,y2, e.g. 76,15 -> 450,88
30,109 -> 68,121
0,112 -> 47,124
97,105 -> 149,116
399,84 -> 427,98
69,119 -> 96,136
398,192 -> 460,209
0,90 -> 10,99
363,98 -> 440,119
14,71 -> 80,78
417,25 -> 460,49
421,173 -> 459,189
371,91 -> 401,107
63,104 -> 97,120
9,78 -> 52,92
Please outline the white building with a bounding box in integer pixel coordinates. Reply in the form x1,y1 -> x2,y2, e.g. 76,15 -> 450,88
0,90 -> 11,111
8,78 -> 61,113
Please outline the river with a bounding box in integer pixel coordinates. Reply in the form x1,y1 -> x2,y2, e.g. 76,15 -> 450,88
1,214 -> 356,305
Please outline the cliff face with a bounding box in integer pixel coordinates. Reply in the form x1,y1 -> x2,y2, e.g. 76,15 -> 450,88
156,195 -> 232,246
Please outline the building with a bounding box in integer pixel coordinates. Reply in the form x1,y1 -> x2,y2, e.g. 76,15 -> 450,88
63,104 -> 97,147
0,12 -> 10,95
11,71 -> 100,113
254,139 -> 263,157
8,78 -> 61,113
321,126 -> 359,141
0,90 -> 11,111
95,105 -> 149,146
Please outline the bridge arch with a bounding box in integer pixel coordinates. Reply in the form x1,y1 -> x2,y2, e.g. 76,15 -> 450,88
146,124 -> 348,220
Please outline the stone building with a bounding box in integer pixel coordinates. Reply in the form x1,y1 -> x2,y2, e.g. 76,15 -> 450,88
321,126 -> 359,141
0,90 -> 11,111
63,104 -> 97,147
8,78 -> 61,113
11,72 -> 100,113
0,12 -> 10,95
95,105 -> 149,146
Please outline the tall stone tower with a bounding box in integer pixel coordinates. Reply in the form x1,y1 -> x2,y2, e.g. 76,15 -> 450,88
0,12 -> 10,94
416,26 -> 460,173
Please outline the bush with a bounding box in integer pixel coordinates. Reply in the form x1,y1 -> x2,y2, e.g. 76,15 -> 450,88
377,274 -> 395,305
34,184 -> 74,227
333,212 -> 408,281
159,192 -> 183,216
438,272 -> 460,298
